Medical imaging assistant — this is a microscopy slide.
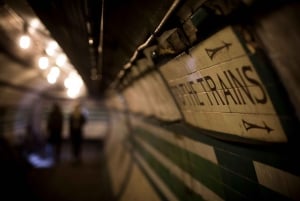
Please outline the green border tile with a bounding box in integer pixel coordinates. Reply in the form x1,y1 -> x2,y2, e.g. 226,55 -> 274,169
215,148 -> 258,182
220,168 -> 260,200
134,127 -> 226,198
132,138 -> 204,201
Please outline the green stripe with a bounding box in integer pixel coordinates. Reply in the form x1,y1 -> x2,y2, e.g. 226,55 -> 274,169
133,123 -> 296,200
161,122 -> 300,177
215,149 -> 258,182
132,137 -> 204,201
258,185 -> 294,201
219,167 -> 261,200
134,127 -> 225,198
133,154 -> 173,201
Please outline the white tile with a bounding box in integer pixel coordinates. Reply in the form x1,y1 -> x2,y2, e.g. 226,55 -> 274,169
134,152 -> 179,201
187,112 -> 287,143
227,86 -> 276,114
190,26 -> 246,71
135,136 -> 223,201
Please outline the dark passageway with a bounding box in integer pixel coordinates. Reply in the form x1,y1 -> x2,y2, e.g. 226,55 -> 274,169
1,0 -> 300,200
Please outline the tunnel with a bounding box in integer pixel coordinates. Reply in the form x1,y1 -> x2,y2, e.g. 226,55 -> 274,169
0,0 -> 300,200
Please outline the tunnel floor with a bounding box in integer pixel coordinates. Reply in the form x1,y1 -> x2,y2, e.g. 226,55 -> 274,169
24,140 -> 114,201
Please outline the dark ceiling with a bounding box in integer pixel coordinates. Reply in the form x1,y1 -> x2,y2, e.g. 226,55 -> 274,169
20,0 -> 175,98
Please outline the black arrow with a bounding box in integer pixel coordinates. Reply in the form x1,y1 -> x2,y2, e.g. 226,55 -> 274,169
242,119 -> 274,133
205,41 -> 232,60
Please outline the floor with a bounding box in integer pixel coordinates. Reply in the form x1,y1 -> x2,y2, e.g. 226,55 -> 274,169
24,140 -> 115,201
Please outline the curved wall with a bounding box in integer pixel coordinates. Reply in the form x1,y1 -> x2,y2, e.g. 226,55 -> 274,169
104,1 -> 300,200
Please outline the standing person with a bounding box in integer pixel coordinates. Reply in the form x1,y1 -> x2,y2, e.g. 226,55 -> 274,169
69,103 -> 86,163
47,102 -> 63,163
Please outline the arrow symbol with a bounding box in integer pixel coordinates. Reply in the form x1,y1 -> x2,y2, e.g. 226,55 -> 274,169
242,119 -> 274,133
205,41 -> 232,60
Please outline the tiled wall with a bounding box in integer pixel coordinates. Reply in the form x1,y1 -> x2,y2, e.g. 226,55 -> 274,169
105,1 -> 300,200
105,112 -> 300,201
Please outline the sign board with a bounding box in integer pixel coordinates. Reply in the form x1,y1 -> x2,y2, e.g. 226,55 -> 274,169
160,26 -> 287,143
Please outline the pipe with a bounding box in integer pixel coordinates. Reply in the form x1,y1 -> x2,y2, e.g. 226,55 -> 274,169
97,0 -> 105,80
126,0 -> 181,67
109,0 -> 181,89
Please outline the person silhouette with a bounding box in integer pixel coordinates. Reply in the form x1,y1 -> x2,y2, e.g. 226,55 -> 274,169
47,102 -> 63,163
69,103 -> 86,163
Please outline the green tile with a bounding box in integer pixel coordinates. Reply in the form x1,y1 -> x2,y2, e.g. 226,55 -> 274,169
135,127 -> 221,180
134,127 -> 226,198
162,123 -> 300,177
220,168 -> 261,200
215,148 -> 258,182
259,185 -> 294,201
132,138 -> 204,201
222,186 -> 252,201
279,116 -> 300,144
189,164 -> 226,199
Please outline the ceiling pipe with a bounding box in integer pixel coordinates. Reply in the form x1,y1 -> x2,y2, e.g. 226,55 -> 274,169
127,0 -> 181,66
97,0 -> 104,81
109,0 -> 181,90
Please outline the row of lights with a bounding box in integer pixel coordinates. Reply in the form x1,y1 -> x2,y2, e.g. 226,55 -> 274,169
18,18 -> 84,99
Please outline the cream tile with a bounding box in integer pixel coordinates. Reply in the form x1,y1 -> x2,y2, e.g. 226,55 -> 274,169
254,161 -> 300,201
212,90 -> 232,112
171,56 -> 190,78
215,26 -> 246,60
183,110 -> 196,126
192,111 -> 287,143
160,61 -> 177,80
182,136 -> 218,164
159,66 -> 171,80
220,56 -> 263,88
190,44 -> 211,70
182,53 -> 199,74
228,86 -> 276,114
183,71 -> 204,93
238,113 -> 287,142
194,112 -> 212,130
191,26 -> 246,71
204,65 -> 228,90
134,152 -> 179,201
193,94 -> 209,112
193,112 -> 287,142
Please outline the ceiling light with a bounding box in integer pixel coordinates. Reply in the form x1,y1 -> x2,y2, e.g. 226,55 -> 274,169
64,72 -> 83,89
19,34 -> 31,49
47,74 -> 57,84
56,54 -> 67,67
38,56 -> 49,70
46,41 -> 58,56
47,66 -> 60,84
29,18 -> 40,29
49,66 -> 60,78
67,87 -> 80,99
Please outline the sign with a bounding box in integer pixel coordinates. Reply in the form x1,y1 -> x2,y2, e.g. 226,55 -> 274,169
160,26 -> 287,143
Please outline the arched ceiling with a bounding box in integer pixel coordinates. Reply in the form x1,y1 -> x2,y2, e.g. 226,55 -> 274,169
3,0 -> 175,98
